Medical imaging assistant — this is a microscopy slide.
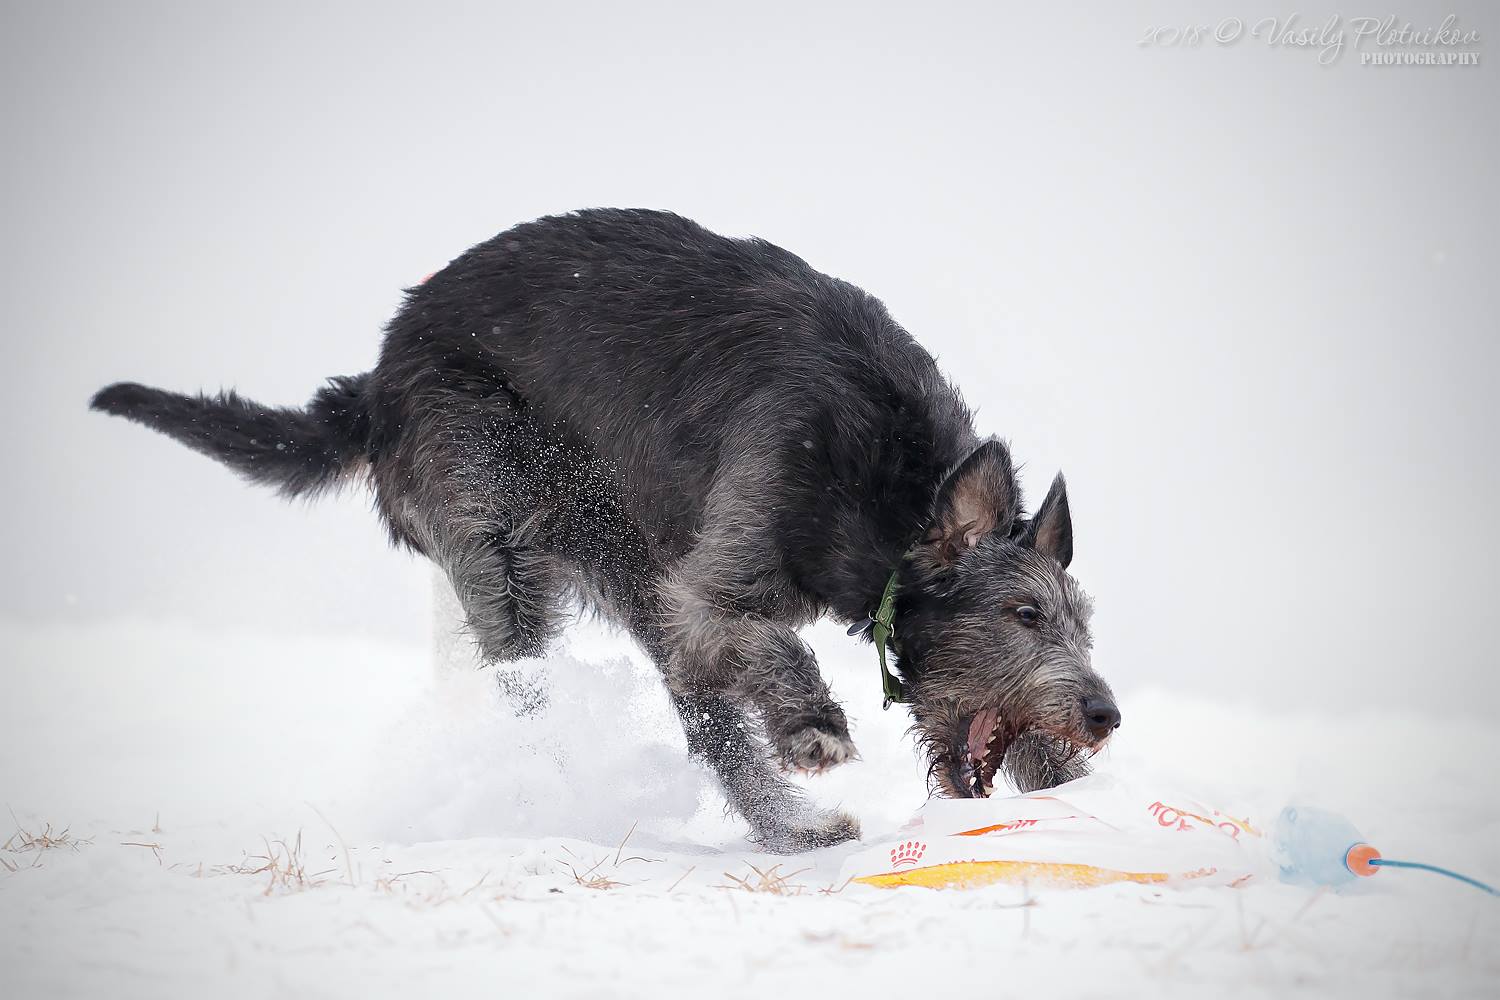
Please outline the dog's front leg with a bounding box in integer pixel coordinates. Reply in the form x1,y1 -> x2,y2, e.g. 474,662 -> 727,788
664,593 -> 858,774
670,691 -> 859,852
729,618 -> 859,774
654,461 -> 859,847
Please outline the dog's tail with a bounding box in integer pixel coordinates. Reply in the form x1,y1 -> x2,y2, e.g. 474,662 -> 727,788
89,374 -> 372,499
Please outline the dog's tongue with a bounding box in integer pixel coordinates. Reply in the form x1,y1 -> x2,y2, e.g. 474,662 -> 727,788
967,708 -> 999,764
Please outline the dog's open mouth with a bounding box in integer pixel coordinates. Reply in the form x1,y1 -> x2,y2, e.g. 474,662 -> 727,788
955,707 -> 1100,798
963,707 -> 1008,798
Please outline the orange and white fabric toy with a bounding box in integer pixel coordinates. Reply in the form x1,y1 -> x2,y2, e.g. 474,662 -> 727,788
841,774 -> 1265,890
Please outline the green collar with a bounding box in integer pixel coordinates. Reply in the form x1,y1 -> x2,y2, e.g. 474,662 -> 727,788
849,567 -> 906,709
873,568 -> 905,708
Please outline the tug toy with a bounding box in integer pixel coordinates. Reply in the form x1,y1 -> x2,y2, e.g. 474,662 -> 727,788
839,776 -> 1497,895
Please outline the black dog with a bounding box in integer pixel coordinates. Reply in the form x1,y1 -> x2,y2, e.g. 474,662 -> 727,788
92,208 -> 1119,851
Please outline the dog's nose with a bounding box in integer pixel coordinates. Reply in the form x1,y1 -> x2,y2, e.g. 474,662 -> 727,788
1083,698 -> 1121,738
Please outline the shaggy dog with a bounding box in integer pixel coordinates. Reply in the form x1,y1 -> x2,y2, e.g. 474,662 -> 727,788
93,208 -> 1119,851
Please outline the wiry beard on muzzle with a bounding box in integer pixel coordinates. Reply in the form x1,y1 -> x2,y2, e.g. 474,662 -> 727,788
1000,728 -> 1095,793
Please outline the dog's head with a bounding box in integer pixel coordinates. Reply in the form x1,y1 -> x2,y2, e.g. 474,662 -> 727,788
894,440 -> 1118,798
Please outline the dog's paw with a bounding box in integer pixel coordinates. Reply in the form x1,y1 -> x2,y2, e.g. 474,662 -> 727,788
756,808 -> 861,853
771,717 -> 858,774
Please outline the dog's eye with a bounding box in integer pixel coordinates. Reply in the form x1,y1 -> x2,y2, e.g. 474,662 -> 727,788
1015,605 -> 1040,625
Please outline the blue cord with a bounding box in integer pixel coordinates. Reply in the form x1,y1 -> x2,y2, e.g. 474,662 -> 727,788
1369,858 -> 1498,896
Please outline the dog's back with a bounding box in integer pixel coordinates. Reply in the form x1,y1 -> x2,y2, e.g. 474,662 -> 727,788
369,208 -> 971,570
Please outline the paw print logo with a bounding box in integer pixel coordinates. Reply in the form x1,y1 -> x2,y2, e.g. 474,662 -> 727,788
890,841 -> 926,869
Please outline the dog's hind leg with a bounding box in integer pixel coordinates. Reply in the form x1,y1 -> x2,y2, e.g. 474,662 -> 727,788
414,505 -> 565,663
432,564 -> 551,715
444,514 -> 563,663
379,418 -> 567,665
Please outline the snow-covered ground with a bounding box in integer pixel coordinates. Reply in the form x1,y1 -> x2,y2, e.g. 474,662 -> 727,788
2,616 -> 1495,999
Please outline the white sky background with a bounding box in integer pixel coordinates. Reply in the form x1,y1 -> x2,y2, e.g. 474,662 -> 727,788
2,1 -> 1495,719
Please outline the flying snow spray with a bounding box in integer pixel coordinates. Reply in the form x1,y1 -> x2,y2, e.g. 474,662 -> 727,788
1272,805 -> 1497,895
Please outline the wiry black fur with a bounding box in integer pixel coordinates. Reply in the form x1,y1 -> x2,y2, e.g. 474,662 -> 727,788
92,208 -> 1117,851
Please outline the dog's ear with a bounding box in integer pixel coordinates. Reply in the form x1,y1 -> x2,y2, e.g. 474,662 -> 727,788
923,439 -> 1020,564
1018,472 -> 1073,569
